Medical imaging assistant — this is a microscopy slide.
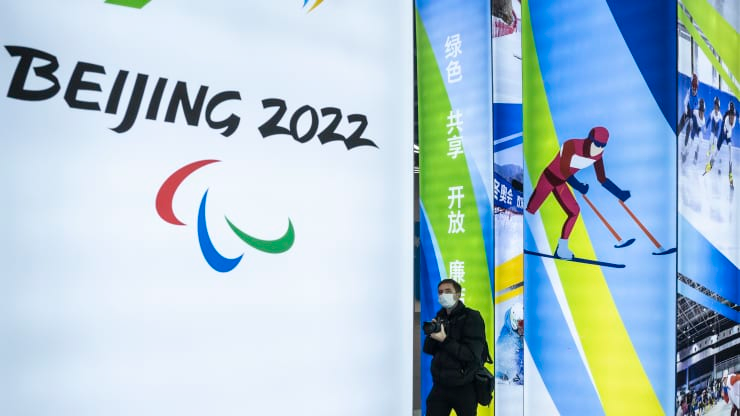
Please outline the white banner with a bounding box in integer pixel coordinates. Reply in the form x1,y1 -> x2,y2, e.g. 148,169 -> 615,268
0,2 -> 413,415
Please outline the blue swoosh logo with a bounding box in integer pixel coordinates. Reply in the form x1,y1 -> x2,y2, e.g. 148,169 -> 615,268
197,190 -> 243,273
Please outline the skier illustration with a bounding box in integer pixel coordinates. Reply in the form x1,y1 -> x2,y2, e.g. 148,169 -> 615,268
678,74 -> 700,163
495,302 -> 523,384
525,126 -> 630,259
704,101 -> 736,188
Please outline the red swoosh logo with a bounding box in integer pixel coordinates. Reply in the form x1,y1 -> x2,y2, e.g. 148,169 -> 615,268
156,159 -> 220,225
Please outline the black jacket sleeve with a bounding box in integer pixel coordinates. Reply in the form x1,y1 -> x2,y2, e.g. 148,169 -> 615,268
423,335 -> 439,355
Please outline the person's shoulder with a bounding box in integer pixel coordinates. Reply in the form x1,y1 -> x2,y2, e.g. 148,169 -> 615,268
563,137 -> 583,145
463,305 -> 482,316
461,305 -> 484,321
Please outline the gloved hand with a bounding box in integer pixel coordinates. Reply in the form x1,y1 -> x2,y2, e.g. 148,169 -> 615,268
566,176 -> 589,194
602,178 -> 631,202
616,189 -> 631,201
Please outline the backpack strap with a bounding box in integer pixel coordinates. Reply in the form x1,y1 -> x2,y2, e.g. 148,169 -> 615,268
458,307 -> 493,366
482,339 -> 493,365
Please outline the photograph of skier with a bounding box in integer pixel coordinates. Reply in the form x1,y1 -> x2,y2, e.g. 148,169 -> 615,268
679,74 -> 701,164
721,371 -> 739,416
524,126 -> 631,260
494,302 -> 523,385
705,97 -> 723,160
492,0 -> 520,38
684,98 -> 708,165
704,101 -> 737,188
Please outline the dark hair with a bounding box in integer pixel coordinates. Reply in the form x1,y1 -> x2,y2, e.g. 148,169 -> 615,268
438,278 -> 462,294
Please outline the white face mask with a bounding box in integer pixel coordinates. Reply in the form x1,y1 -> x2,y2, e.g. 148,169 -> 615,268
438,293 -> 457,309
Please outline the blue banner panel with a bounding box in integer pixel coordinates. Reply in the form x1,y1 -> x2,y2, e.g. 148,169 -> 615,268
676,3 -> 739,409
523,0 -> 676,414
416,0 -> 494,414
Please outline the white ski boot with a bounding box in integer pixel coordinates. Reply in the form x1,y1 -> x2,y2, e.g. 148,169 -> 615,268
555,238 -> 574,259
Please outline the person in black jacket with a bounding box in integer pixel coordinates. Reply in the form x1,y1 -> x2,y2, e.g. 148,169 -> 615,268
423,279 -> 486,416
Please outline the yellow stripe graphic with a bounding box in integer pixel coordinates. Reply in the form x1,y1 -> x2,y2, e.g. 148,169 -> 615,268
678,5 -> 740,98
495,286 -> 523,305
681,0 -> 740,90
494,254 -> 523,292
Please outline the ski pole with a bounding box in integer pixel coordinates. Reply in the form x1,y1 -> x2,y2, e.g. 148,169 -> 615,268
581,193 -> 634,248
617,200 -> 676,255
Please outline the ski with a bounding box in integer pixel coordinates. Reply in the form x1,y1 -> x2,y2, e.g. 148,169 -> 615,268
653,247 -> 677,256
614,238 -> 636,248
524,249 -> 625,268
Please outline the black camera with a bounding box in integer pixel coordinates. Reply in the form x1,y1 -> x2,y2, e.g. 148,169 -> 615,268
422,319 -> 446,335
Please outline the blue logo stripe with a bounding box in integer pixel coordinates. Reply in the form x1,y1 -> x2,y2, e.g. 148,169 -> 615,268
198,190 -> 243,273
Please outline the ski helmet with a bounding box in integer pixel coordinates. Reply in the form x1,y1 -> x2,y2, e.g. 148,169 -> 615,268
691,73 -> 698,93
698,98 -> 705,113
588,126 -> 609,147
510,302 -> 524,333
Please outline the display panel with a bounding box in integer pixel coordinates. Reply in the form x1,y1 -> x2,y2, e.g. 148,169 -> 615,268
416,0 -> 494,414
676,0 -> 740,414
491,0 -> 524,415
523,0 -> 677,414
0,2 -> 413,415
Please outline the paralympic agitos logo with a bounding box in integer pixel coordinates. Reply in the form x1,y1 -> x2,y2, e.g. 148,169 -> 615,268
104,0 -> 324,11
156,160 -> 295,273
3,44 -> 371,272
303,0 -> 325,12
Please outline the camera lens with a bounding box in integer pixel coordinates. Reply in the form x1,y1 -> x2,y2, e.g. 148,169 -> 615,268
422,321 -> 440,335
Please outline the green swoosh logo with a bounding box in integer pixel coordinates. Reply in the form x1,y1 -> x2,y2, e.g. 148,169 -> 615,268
225,217 -> 295,254
105,0 -> 151,8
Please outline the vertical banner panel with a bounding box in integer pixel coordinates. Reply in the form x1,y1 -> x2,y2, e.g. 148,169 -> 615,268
523,1 -> 677,415
0,2 -> 413,415
415,0 -> 494,414
491,1 -> 525,415
676,0 -> 740,413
